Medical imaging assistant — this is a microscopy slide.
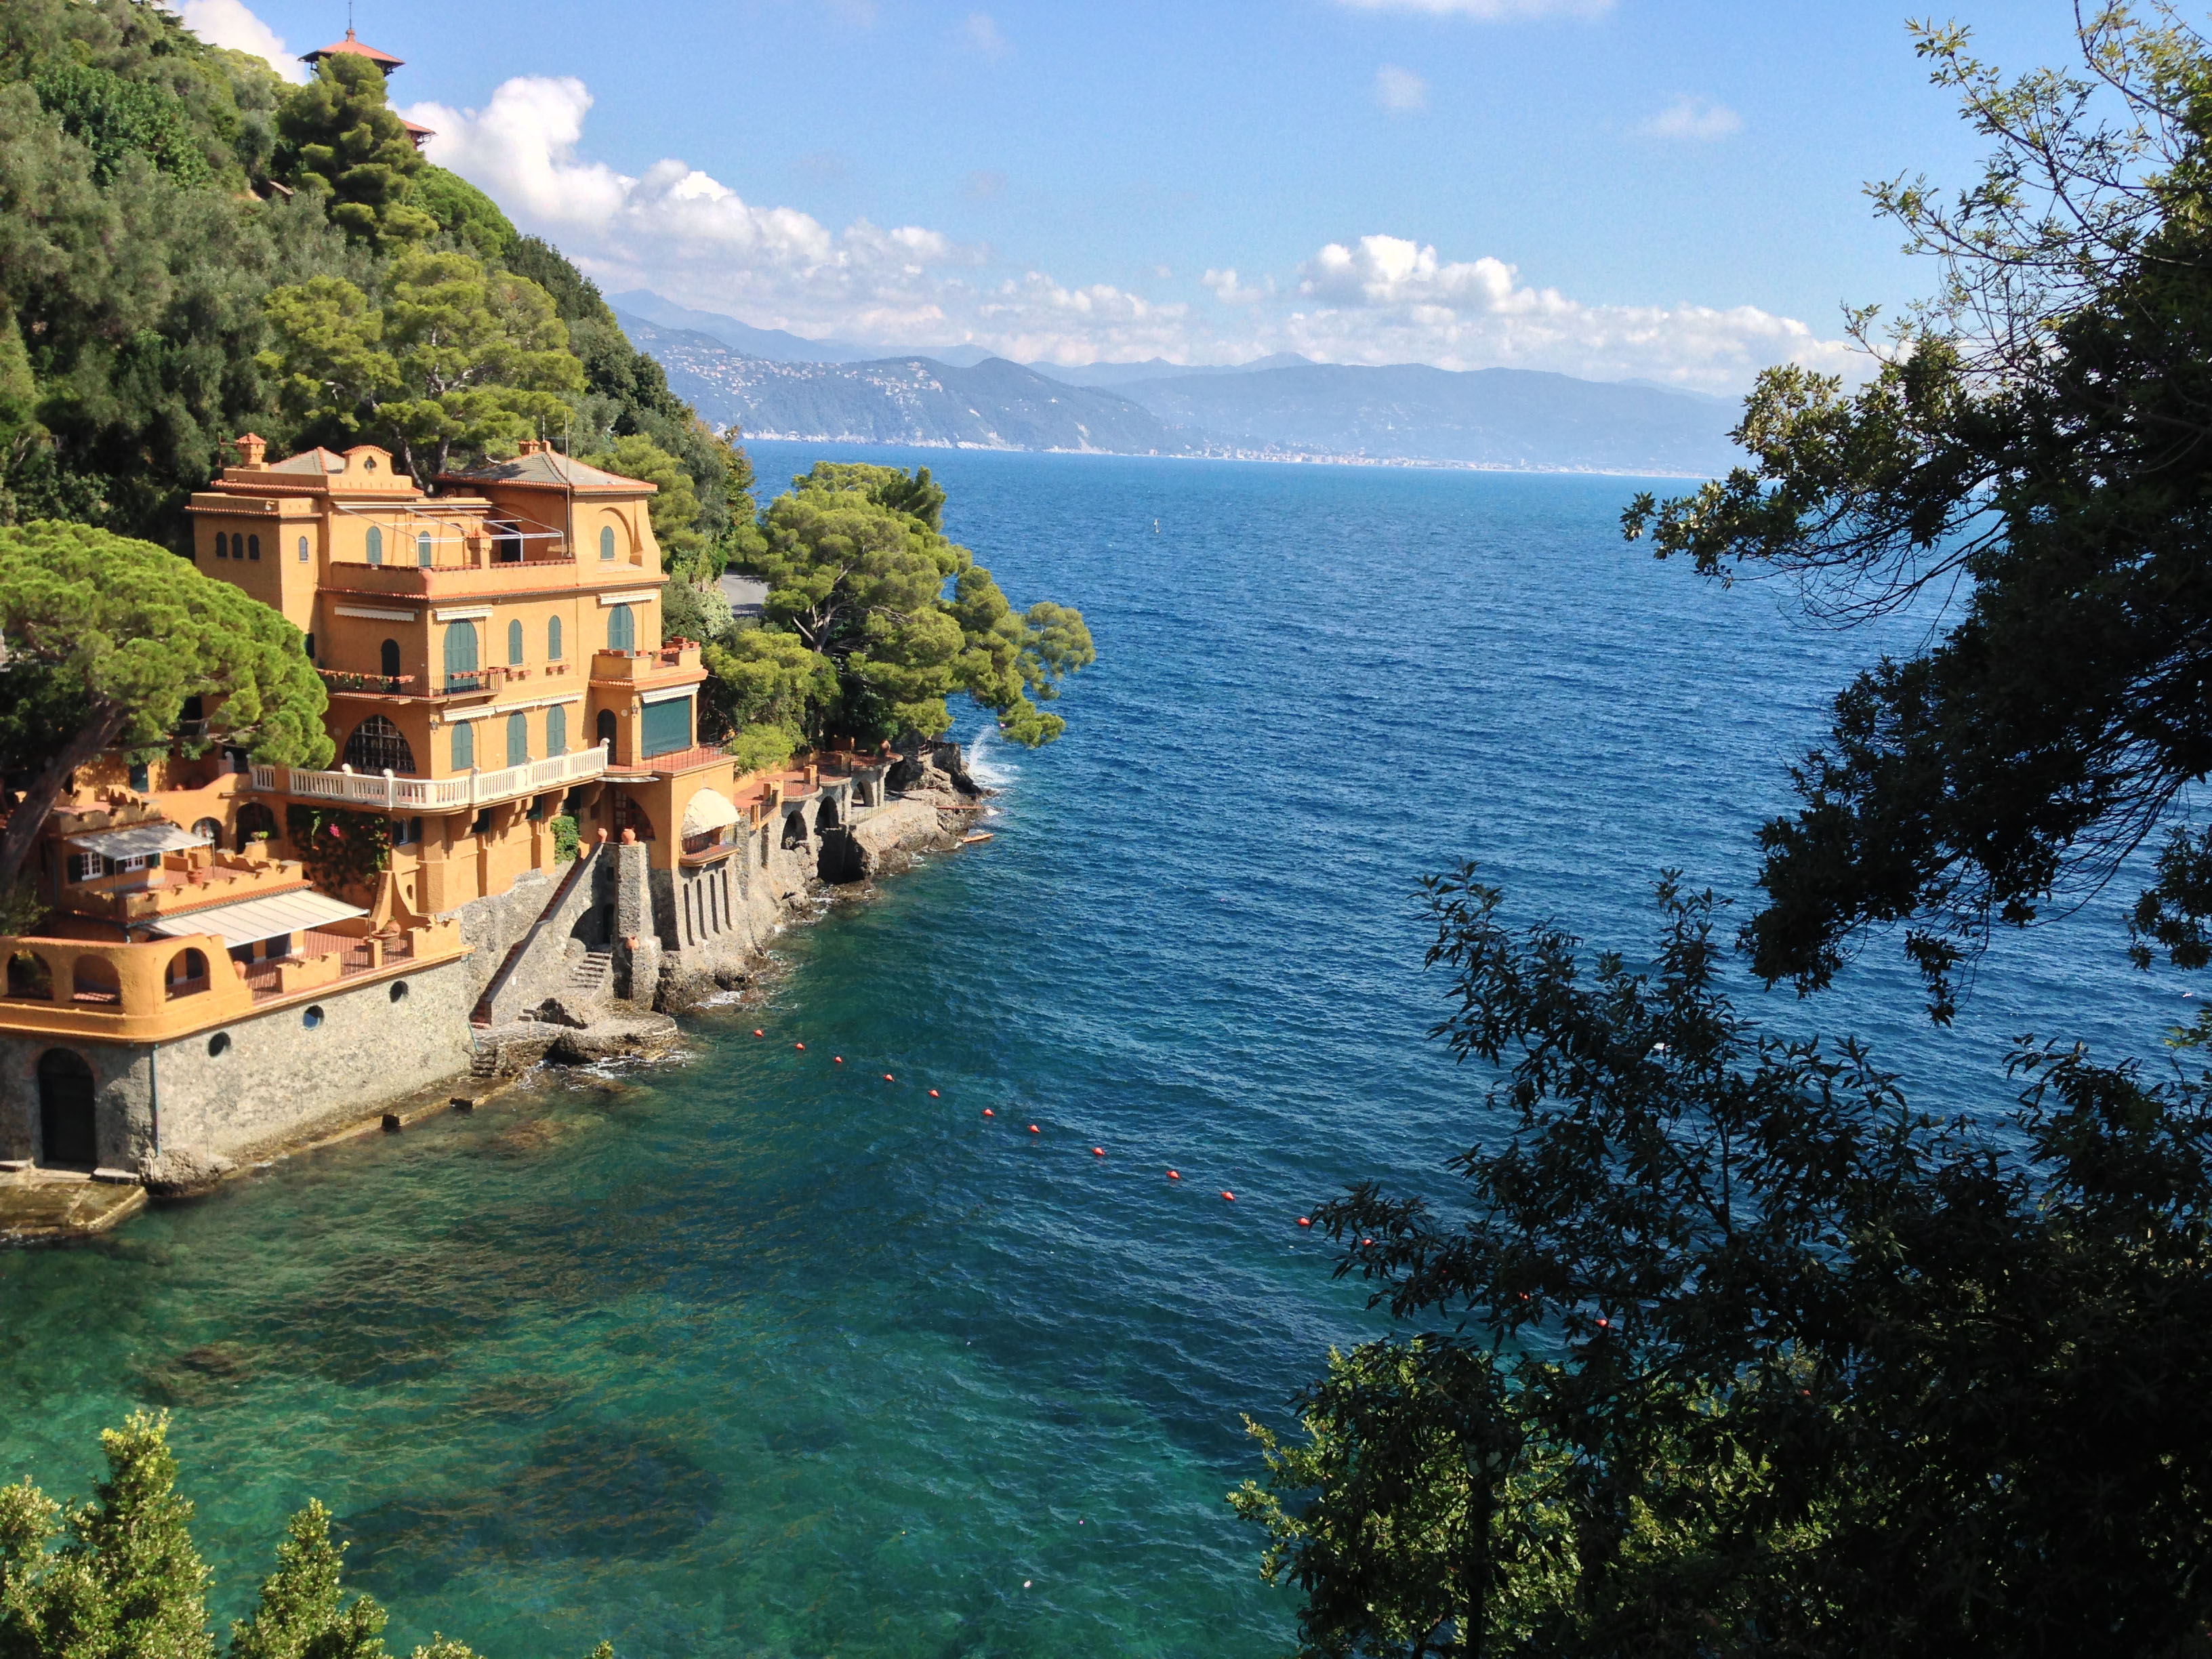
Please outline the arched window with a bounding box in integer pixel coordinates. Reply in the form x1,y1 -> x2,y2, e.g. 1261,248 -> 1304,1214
599,525 -> 615,562
547,615 -> 562,660
298,534 -> 310,562
596,709 -> 617,752
380,638 -> 401,680
546,703 -> 567,756
607,603 -> 634,653
342,715 -> 416,773
417,531 -> 433,567
247,534 -> 260,560
451,720 -> 474,771
508,619 -> 525,665
215,532 -> 228,559
234,802 -> 276,851
165,949 -> 209,1000
190,817 -> 222,846
507,711 -> 529,766
365,525 -> 384,565
443,620 -> 479,692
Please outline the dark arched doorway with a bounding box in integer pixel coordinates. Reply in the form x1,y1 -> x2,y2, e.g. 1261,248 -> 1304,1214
596,710 -> 617,754
37,1049 -> 97,1170
235,802 -> 277,851
343,715 -> 416,774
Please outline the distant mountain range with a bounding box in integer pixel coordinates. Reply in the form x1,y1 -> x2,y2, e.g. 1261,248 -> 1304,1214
609,294 -> 1743,475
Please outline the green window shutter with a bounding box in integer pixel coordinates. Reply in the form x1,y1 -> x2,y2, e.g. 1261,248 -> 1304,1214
640,696 -> 691,758
508,619 -> 524,664
443,621 -> 478,690
600,526 -> 615,561
451,720 -> 474,771
417,531 -> 432,567
508,712 -> 529,766
548,615 -> 562,659
607,604 -> 634,653
546,704 -> 567,756
366,527 -> 382,565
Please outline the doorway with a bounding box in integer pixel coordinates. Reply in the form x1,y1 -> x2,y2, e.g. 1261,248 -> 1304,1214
37,1049 -> 98,1170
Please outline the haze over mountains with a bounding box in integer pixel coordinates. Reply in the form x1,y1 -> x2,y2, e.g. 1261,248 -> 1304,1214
610,292 -> 1742,476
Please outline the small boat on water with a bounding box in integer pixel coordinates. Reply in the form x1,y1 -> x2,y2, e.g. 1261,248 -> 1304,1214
961,832 -> 996,846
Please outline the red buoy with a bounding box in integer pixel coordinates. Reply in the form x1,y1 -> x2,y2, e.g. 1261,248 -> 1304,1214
983,1108 -> 995,1118
1360,1237 -> 1373,1247
884,1073 -> 895,1082
929,1089 -> 940,1098
834,1056 -> 843,1064
754,1029 -> 765,1038
1028,1124 -> 1040,1134
1092,1147 -> 1105,1157
1297,1217 -> 1311,1227
1222,1191 -> 1235,1202
1168,1170 -> 1181,1180
795,1042 -> 805,1051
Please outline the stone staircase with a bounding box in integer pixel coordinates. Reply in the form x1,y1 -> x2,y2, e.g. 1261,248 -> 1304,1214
567,948 -> 613,998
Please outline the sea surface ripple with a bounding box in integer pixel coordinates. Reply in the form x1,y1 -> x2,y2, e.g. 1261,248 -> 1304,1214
0,449 -> 2182,1657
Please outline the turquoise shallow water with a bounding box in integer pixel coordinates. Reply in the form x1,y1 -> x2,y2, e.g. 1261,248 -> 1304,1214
0,451 -> 2185,1657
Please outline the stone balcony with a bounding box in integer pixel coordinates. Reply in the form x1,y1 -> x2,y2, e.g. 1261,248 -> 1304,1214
251,741 -> 609,814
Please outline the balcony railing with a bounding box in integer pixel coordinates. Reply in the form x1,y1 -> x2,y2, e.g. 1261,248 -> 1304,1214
251,743 -> 609,812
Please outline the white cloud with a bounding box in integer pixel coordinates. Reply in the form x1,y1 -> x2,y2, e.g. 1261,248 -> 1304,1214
163,0 -> 307,82
1374,64 -> 1429,112
1203,268 -> 1271,306
411,75 -> 1845,392
962,12 -> 1010,58
1637,96 -> 1742,141
1337,0 -> 1612,18
1282,234 -> 1851,390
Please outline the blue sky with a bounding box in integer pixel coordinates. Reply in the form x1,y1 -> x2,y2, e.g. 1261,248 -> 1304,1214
178,0 -> 2097,388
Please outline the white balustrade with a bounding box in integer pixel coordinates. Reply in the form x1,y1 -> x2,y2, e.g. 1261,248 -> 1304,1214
249,744 -> 611,811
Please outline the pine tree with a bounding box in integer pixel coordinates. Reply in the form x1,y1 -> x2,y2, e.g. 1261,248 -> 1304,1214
228,1502 -> 388,1659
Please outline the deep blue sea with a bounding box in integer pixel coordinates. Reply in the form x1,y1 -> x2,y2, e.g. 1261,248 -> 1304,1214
0,449 -> 2185,1657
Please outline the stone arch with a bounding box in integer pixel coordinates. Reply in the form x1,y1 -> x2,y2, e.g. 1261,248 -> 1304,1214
6,950 -> 53,1000
165,947 -> 209,998
343,715 -> 416,774
37,1049 -> 98,1170
816,794 -> 841,834
781,806 -> 809,850
380,638 -> 402,679
70,955 -> 120,1005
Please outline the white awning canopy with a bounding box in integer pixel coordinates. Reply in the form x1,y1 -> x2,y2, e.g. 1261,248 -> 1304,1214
66,823 -> 209,860
681,788 -> 742,836
146,890 -> 367,950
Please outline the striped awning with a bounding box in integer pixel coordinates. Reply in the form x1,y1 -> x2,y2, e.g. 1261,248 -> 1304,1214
145,890 -> 367,950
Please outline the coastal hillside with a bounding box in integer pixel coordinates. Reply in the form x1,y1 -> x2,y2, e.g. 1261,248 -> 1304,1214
617,313 -> 1192,453
612,298 -> 1739,472
1116,361 -> 1740,473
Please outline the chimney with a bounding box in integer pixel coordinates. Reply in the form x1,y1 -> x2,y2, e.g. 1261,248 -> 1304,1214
233,432 -> 268,470
516,438 -> 546,456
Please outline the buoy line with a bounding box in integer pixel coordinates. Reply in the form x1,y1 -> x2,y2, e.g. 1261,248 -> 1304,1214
747,1025 -> 1328,1232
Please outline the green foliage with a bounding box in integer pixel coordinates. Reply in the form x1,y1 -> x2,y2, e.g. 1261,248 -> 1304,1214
550,814 -> 579,863
34,62 -> 209,187
411,165 -> 516,260
228,1500 -> 386,1659
1622,12 -> 2212,1020
0,1415 -> 610,1659
0,1410 -> 214,1659
282,805 -> 390,896
733,462 -> 1091,745
1248,867 -> 2212,1655
272,55 -> 432,251
0,520 -> 330,890
261,249 -> 584,486
701,627 -> 837,763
